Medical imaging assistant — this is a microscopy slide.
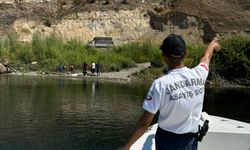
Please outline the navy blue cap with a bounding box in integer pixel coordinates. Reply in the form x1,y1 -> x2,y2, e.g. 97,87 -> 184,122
160,34 -> 186,57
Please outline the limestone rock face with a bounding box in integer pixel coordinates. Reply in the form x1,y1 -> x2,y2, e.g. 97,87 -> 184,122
1,0 -> 250,44
0,0 -> 51,3
0,0 -> 14,3
13,8 -> 150,43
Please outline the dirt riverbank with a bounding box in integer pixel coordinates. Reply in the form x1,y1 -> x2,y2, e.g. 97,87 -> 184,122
3,62 -> 151,83
2,62 -> 250,88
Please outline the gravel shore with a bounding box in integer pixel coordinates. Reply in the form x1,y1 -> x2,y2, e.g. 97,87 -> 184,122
4,62 -> 151,83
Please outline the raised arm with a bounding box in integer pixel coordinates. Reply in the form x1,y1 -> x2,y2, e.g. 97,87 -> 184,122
200,39 -> 221,66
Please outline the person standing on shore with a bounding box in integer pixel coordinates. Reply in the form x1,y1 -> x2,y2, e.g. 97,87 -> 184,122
70,64 -> 74,73
58,63 -> 65,73
83,62 -> 88,76
120,34 -> 220,150
96,63 -> 101,76
91,61 -> 96,76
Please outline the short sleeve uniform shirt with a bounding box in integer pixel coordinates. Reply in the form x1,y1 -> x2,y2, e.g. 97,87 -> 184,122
143,63 -> 209,134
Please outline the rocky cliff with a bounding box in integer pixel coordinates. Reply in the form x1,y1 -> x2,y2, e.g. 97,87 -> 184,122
0,0 -> 250,44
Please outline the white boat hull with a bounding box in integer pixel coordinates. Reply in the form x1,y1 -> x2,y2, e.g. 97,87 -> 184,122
130,113 -> 250,150
200,132 -> 250,150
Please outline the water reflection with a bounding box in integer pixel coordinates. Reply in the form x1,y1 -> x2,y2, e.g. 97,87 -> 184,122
91,80 -> 95,98
142,134 -> 154,150
58,78 -> 65,88
204,88 -> 250,122
82,80 -> 87,91
0,76 -> 249,150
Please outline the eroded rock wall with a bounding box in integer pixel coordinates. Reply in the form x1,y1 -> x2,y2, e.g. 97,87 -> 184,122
1,0 -> 250,44
13,8 -> 150,43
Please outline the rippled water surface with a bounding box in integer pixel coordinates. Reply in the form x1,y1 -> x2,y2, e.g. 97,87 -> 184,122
0,76 -> 249,150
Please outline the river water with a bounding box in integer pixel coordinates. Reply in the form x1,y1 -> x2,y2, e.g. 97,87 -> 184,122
0,76 -> 249,150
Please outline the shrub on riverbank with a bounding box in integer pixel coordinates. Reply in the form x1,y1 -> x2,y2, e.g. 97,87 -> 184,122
134,35 -> 250,85
212,35 -> 250,82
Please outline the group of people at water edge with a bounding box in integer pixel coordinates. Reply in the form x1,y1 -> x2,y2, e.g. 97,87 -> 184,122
58,62 -> 101,76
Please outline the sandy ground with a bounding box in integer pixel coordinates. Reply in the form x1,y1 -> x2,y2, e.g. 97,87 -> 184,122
99,62 -> 150,81
8,62 -> 151,82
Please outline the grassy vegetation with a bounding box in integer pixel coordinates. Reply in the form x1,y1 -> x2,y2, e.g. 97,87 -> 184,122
212,35 -> 250,80
0,33 -> 160,72
1,33 -> 250,85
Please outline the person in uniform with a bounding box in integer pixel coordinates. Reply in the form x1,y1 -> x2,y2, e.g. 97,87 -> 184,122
121,34 -> 220,150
